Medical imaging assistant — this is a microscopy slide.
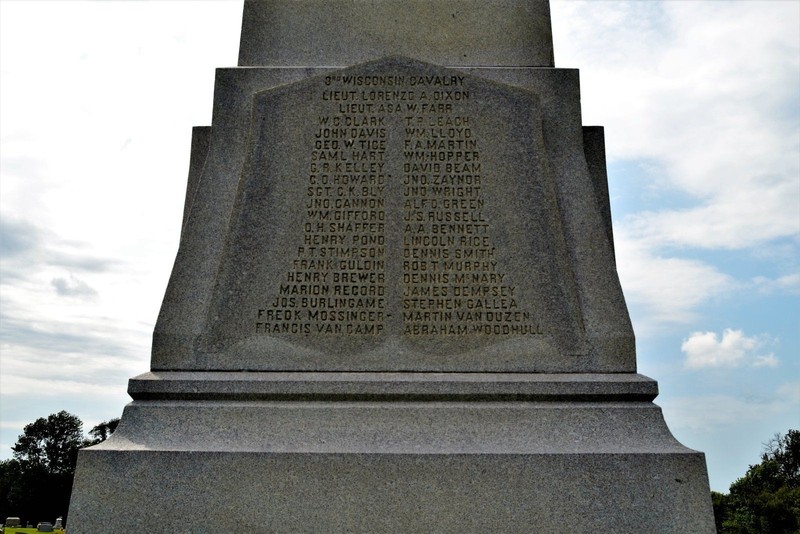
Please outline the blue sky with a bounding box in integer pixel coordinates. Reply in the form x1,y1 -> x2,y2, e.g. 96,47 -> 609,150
1,1 -> 798,494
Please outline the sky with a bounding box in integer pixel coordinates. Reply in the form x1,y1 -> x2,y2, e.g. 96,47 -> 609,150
0,0 -> 798,494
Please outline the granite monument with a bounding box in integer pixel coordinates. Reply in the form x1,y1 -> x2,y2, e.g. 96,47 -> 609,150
68,1 -> 716,531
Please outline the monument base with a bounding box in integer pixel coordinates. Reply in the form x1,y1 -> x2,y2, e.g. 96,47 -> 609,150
68,372 -> 715,533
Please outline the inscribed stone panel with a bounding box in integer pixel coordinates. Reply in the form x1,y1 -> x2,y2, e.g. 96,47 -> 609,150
200,58 -> 586,371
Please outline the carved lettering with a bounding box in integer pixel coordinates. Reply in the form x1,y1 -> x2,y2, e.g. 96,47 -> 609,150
255,71 -> 542,339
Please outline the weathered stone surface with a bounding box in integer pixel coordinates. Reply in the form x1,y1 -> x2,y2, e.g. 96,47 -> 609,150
72,451 -> 713,533
583,126 -> 614,254
238,0 -> 555,68
127,371 -> 659,401
153,59 -> 634,373
180,126 -> 210,234
69,383 -> 715,532
201,57 -> 584,370
68,1 -> 715,531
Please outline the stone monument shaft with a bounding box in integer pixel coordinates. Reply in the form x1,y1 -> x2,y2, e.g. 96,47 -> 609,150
69,2 -> 716,531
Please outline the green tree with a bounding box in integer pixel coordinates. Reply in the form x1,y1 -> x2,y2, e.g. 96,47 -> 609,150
712,490 -> 730,532
86,417 -> 120,445
0,458 -> 24,522
11,411 -> 84,475
1,411 -> 84,525
716,429 -> 800,534
765,430 -> 800,488
0,411 -> 120,526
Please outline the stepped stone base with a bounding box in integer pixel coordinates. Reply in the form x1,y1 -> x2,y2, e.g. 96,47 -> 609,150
68,372 -> 715,533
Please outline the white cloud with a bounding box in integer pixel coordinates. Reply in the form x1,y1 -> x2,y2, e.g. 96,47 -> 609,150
682,328 -> 777,369
0,376 -> 122,399
51,274 -> 98,299
553,0 -> 800,251
614,230 -> 734,331
777,382 -> 800,404
0,2 -> 241,460
753,354 -> 779,368
660,383 -> 799,434
550,1 -> 800,332
753,273 -> 800,296
622,173 -> 799,250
